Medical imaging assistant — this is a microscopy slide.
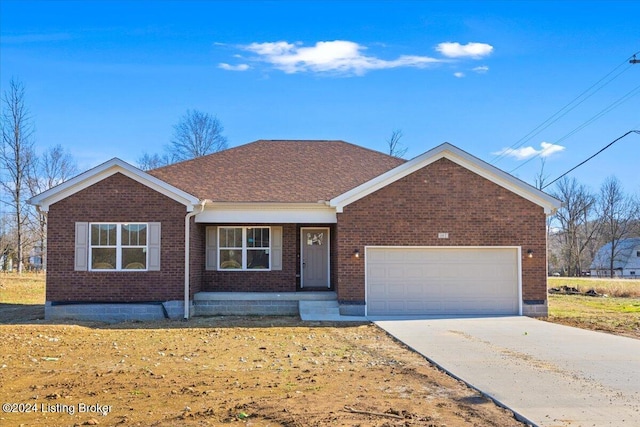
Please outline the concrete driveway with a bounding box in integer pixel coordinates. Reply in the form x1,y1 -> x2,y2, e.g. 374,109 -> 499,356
374,316 -> 640,427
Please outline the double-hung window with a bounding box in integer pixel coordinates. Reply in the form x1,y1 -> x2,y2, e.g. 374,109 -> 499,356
218,227 -> 270,270
90,223 -> 148,270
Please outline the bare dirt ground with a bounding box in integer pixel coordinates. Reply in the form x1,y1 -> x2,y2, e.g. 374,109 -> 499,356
0,311 -> 525,427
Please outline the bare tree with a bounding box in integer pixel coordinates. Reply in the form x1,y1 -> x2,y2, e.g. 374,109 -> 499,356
137,152 -> 172,171
534,158 -> 549,190
0,78 -> 36,273
168,109 -> 227,161
551,177 -> 598,276
27,144 -> 78,270
386,129 -> 408,158
595,177 -> 639,277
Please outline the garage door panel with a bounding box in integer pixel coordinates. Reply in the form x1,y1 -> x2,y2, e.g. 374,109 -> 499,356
405,284 -> 425,297
366,247 -> 519,316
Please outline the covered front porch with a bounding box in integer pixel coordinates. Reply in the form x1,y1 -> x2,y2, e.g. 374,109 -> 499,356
197,222 -> 338,292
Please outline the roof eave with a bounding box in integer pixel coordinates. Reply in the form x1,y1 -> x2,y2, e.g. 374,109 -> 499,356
330,142 -> 563,214
28,158 -> 201,212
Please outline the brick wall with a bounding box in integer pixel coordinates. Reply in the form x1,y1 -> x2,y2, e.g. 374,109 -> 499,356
190,221 -> 205,297
336,158 -> 548,304
46,173 -> 188,302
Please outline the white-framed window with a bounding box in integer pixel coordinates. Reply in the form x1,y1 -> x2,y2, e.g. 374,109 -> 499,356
218,226 -> 270,270
90,223 -> 148,271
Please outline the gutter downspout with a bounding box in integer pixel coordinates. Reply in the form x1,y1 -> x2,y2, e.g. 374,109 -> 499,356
35,206 -> 48,271
184,200 -> 207,320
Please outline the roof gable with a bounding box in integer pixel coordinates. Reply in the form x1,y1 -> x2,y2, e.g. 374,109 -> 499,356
28,158 -> 200,212
330,143 -> 562,214
148,140 -> 405,203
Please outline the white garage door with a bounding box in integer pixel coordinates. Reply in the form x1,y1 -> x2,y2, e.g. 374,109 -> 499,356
366,247 -> 520,316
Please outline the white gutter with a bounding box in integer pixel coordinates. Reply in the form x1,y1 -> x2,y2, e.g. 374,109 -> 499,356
184,200 -> 207,319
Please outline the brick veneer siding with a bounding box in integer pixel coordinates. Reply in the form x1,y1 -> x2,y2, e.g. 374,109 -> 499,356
202,224 -> 298,292
190,221 -> 205,297
336,158 -> 548,306
46,173 -> 188,302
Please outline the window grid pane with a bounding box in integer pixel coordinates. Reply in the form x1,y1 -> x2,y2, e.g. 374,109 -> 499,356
122,224 -> 147,247
91,248 -> 116,269
247,249 -> 269,269
220,228 -> 242,248
89,223 -> 149,271
218,227 -> 271,271
247,227 -> 269,248
122,248 -> 147,269
92,224 -> 117,246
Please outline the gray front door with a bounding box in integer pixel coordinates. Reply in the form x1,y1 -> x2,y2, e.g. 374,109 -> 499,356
301,228 -> 330,288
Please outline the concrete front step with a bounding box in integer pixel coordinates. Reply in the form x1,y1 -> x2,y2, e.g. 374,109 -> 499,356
192,291 -> 367,321
300,300 -> 349,321
193,291 -> 337,317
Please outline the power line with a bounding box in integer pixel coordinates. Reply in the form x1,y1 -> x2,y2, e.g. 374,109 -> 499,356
541,130 -> 640,190
492,50 -> 640,164
510,83 -> 640,173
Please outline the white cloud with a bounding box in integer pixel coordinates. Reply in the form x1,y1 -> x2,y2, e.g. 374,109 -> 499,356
436,42 -> 493,59
2,32 -> 72,43
218,63 -> 249,71
493,142 -> 566,160
473,65 -> 489,73
454,72 -> 465,78
224,40 -> 442,75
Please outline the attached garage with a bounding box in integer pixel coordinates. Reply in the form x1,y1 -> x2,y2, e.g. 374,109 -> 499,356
366,247 -> 521,316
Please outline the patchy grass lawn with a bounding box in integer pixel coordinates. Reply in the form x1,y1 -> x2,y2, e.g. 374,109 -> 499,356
0,275 -> 523,427
547,277 -> 640,339
548,277 -> 640,298
0,272 -> 46,305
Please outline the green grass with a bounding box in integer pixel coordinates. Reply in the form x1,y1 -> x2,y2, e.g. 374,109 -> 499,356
0,273 -> 45,305
546,278 -> 640,338
548,277 -> 640,298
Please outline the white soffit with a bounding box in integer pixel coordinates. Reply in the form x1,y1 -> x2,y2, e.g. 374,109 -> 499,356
28,158 -> 200,212
195,203 -> 337,224
330,143 -> 562,214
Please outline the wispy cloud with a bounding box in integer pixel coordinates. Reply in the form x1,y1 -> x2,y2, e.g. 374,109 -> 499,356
493,142 -> 566,160
218,63 -> 249,71
454,72 -> 465,78
436,42 -> 493,59
221,40 -> 442,75
473,65 -> 489,73
1,32 -> 72,44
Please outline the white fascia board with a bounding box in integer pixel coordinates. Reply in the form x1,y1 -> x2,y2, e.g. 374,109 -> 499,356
330,143 -> 562,214
28,158 -> 200,212
195,202 -> 337,224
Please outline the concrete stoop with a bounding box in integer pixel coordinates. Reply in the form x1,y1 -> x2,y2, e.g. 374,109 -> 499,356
192,292 -> 367,321
299,300 -> 366,321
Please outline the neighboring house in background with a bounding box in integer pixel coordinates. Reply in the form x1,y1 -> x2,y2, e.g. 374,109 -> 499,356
29,140 -> 561,322
590,238 -> 640,278
28,245 -> 44,271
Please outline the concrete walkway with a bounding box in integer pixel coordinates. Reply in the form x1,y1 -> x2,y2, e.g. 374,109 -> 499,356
374,316 -> 640,427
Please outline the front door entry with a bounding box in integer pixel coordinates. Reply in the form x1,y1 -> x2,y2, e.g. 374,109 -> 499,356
301,228 -> 330,288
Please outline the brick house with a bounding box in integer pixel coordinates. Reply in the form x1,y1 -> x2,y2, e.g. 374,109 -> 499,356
29,140 -> 561,321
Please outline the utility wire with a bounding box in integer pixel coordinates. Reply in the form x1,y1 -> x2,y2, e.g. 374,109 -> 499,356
510,83 -> 640,173
541,130 -> 640,190
492,50 -> 639,164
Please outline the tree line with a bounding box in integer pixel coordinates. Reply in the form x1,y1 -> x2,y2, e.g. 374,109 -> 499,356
548,175 -> 640,277
0,79 -> 226,272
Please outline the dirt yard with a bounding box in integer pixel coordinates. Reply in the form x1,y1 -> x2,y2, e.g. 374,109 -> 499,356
0,312 -> 524,427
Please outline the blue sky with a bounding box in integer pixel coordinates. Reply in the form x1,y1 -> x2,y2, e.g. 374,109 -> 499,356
1,0 -> 639,194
